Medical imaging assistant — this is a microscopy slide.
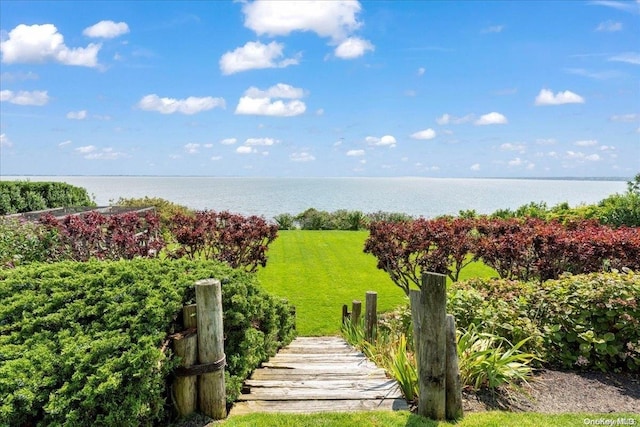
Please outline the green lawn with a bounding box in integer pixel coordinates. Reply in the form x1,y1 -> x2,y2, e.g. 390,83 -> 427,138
256,230 -> 497,336
220,411 -> 640,426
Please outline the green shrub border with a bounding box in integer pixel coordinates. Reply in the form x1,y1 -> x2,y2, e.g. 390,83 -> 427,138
0,258 -> 295,426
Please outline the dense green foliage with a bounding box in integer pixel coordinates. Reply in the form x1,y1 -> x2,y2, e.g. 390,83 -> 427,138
0,181 -> 95,215
0,259 -> 295,426
448,271 -> 640,372
0,218 -> 59,268
274,208 -> 413,230
488,174 -> 640,227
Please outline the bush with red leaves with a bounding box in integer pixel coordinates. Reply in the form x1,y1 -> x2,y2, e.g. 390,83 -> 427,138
364,217 -> 476,295
39,210 -> 165,261
167,210 -> 278,273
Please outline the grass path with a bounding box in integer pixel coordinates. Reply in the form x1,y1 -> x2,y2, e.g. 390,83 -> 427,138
256,230 -> 496,336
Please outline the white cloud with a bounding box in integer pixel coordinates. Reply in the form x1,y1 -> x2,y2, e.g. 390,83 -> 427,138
334,37 -> 374,59
608,52 -> 640,65
245,137 -> 278,146
610,113 -> 639,122
475,112 -> 508,125
0,89 -> 49,106
245,83 -> 305,99
600,145 -> 616,151
236,96 -> 306,117
590,0 -> 640,14
410,128 -> 436,140
58,140 -> 72,147
290,152 -> 316,162
0,24 -> 100,67
82,147 -> 128,160
536,138 -> 557,145
236,146 -> 257,154
365,135 -> 396,147
83,21 -> 130,38
574,139 -> 598,147
535,89 -> 585,105
0,133 -> 12,148
235,84 -> 306,117
508,158 -> 535,169
66,110 -> 87,120
417,67 -> 425,76
481,25 -> 505,33
76,145 -> 97,154
564,68 -> 623,80
316,108 -> 324,116
346,149 -> 365,156
595,20 -> 623,31
470,163 -> 480,171
219,41 -> 299,75
500,143 -> 526,152
436,113 -> 474,125
137,94 -> 225,114
220,138 -> 237,145
242,0 -> 363,40
184,143 -> 200,154
211,156 -> 223,161
0,71 -> 39,82
565,151 -> 601,161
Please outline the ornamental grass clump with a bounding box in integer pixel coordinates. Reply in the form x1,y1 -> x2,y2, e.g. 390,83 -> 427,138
457,324 -> 540,391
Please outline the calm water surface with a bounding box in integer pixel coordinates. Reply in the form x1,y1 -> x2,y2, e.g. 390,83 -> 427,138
2,176 -> 627,219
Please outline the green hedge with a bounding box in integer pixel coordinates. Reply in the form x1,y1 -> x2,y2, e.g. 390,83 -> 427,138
0,181 -> 95,215
448,270 -> 640,372
0,259 -> 295,426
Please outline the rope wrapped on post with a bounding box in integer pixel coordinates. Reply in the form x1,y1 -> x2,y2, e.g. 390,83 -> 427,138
174,354 -> 226,377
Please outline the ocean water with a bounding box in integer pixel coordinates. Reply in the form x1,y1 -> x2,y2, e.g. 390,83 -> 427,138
1,176 -> 628,220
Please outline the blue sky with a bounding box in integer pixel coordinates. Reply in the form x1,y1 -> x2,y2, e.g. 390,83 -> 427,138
1,0 -> 638,178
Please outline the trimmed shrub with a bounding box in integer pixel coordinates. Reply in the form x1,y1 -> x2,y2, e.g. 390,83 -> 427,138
448,271 -> 640,372
0,218 -> 60,268
0,181 -> 95,215
0,259 -> 295,426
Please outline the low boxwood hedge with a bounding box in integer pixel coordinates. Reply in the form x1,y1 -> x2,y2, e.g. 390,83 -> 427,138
0,258 -> 295,426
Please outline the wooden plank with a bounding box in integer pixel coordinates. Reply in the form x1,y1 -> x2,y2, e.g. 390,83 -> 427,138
278,347 -> 358,354
238,387 -> 403,401
261,362 -> 378,370
230,398 -> 409,415
245,379 -> 400,390
231,336 -> 410,416
250,369 -> 388,381
267,355 -> 368,363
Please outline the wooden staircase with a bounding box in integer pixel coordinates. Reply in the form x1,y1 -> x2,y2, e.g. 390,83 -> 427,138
229,336 -> 409,415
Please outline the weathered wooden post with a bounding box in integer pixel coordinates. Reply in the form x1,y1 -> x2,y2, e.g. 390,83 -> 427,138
342,304 -> 349,325
365,291 -> 377,342
414,272 -> 447,420
445,314 -> 463,420
351,300 -> 362,326
172,304 -> 198,417
195,279 -> 226,420
183,304 -> 197,328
